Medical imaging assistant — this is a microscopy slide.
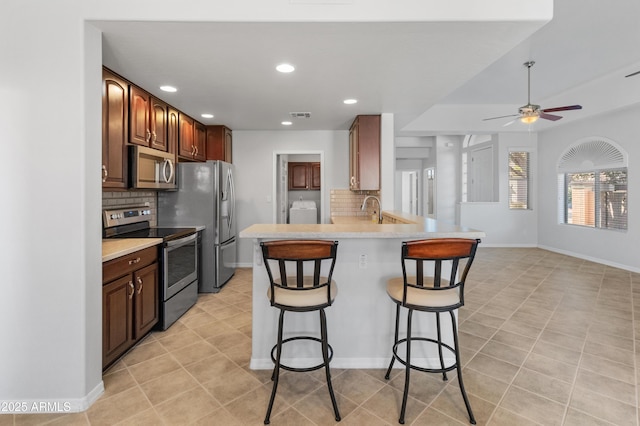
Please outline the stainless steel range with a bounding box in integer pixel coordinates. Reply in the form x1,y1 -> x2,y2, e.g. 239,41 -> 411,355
103,205 -> 198,330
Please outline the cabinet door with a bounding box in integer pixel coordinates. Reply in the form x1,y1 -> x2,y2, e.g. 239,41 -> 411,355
194,122 -> 206,161
129,85 -> 151,146
311,162 -> 321,189
150,97 -> 168,152
178,113 -> 195,158
349,121 -> 359,190
349,115 -> 380,191
168,108 -> 179,159
102,69 -> 128,189
289,162 -> 310,190
357,115 -> 381,190
206,125 -> 233,163
223,127 -> 233,163
133,263 -> 159,339
103,275 -> 134,368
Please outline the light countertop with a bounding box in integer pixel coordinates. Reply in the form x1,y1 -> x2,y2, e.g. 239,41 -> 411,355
240,215 -> 484,239
102,239 -> 163,262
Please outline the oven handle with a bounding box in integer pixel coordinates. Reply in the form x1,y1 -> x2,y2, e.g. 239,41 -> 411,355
164,232 -> 197,249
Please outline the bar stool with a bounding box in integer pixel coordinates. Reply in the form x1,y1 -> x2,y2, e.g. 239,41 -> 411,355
385,238 -> 480,424
260,240 -> 341,424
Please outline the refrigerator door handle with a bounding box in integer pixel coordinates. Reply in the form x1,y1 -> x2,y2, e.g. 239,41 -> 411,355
227,167 -> 235,231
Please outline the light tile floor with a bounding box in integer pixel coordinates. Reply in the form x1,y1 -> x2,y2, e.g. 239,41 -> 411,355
3,248 -> 639,425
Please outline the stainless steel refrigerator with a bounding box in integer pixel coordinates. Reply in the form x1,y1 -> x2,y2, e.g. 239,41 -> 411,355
158,160 -> 236,293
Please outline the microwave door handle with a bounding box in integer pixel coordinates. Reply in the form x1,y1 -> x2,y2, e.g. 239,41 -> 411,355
163,159 -> 174,183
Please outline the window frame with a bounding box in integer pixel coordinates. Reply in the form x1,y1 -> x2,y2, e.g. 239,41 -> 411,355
508,150 -> 531,210
557,137 -> 628,232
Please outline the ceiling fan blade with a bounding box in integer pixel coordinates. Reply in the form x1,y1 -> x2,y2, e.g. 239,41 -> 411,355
539,112 -> 563,121
625,70 -> 640,78
542,105 -> 582,113
482,114 -> 519,121
502,119 -> 516,127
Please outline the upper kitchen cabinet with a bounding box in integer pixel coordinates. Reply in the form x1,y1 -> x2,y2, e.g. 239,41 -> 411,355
288,162 -> 320,190
349,115 -> 380,191
194,122 -> 206,162
102,68 -> 129,189
178,114 -> 205,161
129,85 -> 169,152
206,125 -> 233,163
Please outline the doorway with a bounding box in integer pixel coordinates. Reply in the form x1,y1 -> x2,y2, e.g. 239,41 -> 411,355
273,151 -> 324,224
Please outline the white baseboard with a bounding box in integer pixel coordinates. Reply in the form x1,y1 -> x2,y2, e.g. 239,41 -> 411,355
1,381 -> 104,414
537,244 -> 640,273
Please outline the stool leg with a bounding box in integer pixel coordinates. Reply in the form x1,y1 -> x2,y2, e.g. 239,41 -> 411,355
264,309 -> 285,425
385,303 -> 401,380
399,308 -> 413,425
435,312 -> 448,381
450,311 -> 476,425
319,309 -> 341,421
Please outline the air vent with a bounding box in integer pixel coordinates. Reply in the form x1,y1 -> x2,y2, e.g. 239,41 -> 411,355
289,112 -> 311,119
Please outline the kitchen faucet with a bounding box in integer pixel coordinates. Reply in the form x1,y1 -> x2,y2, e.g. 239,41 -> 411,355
361,195 -> 382,224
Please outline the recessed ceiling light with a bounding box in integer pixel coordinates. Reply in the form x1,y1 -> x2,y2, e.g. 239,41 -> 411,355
276,63 -> 295,73
281,121 -> 293,126
343,99 -> 358,105
201,113 -> 214,119
159,85 -> 177,93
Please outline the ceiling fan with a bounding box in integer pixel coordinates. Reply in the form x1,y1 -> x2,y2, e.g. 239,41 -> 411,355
483,61 -> 582,126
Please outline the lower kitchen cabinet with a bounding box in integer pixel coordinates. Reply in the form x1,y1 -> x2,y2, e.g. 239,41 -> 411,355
102,246 -> 159,369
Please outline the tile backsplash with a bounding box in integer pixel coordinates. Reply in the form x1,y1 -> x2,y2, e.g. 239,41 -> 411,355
330,189 -> 380,219
102,191 -> 158,226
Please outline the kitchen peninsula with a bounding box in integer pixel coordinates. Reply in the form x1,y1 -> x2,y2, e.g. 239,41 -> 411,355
240,212 -> 485,370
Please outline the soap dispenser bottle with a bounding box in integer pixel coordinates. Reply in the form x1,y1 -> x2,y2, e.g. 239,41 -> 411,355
372,211 -> 378,223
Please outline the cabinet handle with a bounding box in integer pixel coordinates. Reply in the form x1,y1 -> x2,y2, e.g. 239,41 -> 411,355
194,145 -> 199,156
191,145 -> 196,156
146,129 -> 151,143
128,257 -> 140,265
136,277 -> 143,294
152,131 -> 157,143
128,281 -> 134,299
102,165 -> 108,183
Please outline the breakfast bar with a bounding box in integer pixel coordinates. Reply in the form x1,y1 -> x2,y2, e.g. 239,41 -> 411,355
240,213 -> 485,370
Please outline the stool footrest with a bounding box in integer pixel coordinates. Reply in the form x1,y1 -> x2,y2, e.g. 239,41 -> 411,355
270,336 -> 334,373
391,337 -> 458,374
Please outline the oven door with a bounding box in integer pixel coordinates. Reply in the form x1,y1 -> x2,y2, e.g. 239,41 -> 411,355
162,232 -> 198,300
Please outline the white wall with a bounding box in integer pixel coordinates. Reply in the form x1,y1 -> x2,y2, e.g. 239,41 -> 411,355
459,132 -> 538,246
537,105 -> 640,271
234,130 -> 349,265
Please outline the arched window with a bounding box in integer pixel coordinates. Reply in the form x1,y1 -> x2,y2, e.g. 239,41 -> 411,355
557,137 -> 627,230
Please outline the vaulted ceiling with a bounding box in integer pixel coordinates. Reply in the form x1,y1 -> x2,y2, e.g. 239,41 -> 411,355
97,0 -> 640,136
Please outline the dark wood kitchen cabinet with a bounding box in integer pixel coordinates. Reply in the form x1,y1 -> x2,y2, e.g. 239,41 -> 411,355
168,107 -> 179,161
101,68 -> 129,189
178,114 -> 206,161
349,115 -> 380,191
194,122 -> 207,161
288,162 -> 320,190
102,246 -> 159,369
206,125 -> 233,163
129,85 -> 169,152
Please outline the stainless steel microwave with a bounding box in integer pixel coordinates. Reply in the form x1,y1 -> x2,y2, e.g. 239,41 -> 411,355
129,145 -> 177,190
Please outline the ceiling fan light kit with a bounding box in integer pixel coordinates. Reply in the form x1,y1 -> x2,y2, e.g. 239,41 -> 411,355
483,60 -> 582,125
